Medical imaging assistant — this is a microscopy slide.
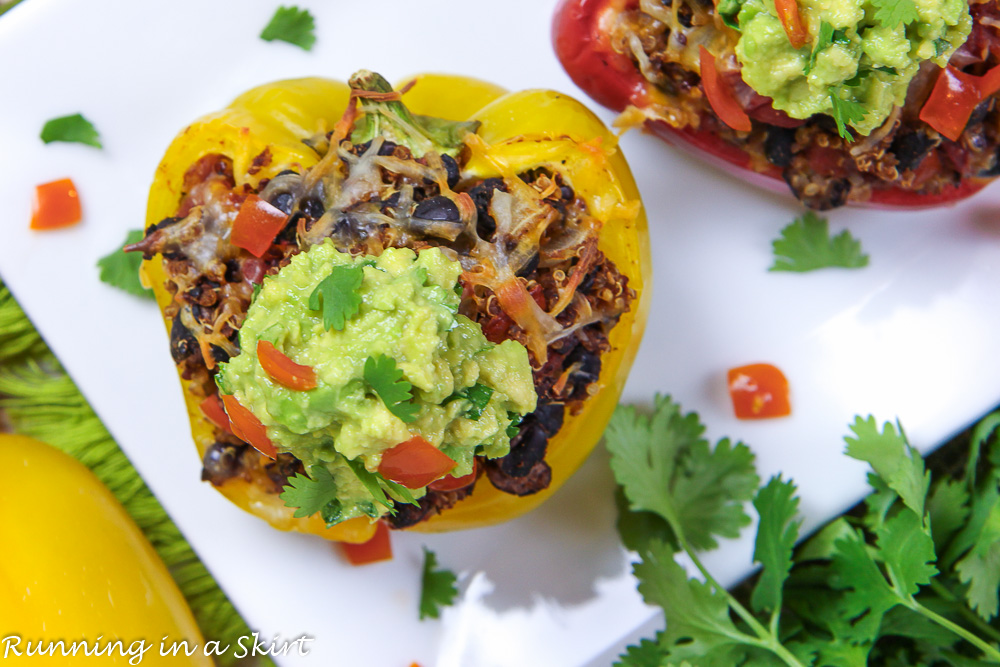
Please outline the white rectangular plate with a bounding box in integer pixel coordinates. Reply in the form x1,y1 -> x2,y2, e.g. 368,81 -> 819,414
2,1 -> 1000,665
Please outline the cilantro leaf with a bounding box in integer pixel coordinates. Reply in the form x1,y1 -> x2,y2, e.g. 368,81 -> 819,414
846,416 -> 929,519
770,211 -> 870,272
751,475 -> 801,615
462,383 -> 493,420
605,395 -> 758,551
346,458 -> 395,513
259,5 -> 316,51
364,354 -> 419,423
97,230 -> 155,300
635,539 -> 753,664
309,264 -> 363,331
952,485 -> 1000,620
280,466 -> 340,518
828,90 -> 867,140
928,478 -> 970,552
717,0 -> 742,30
871,0 -> 918,28
831,528 -> 901,642
876,507 -> 938,597
956,540 -> 1000,621
614,637 -> 665,667
805,21 -> 834,76
40,113 -> 102,148
419,548 -> 458,620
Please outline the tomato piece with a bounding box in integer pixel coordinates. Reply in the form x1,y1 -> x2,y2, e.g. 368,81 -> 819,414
698,47 -> 753,132
230,194 -> 288,257
428,460 -> 478,492
257,340 -> 317,391
199,393 -> 234,435
338,521 -> 392,565
378,436 -> 456,489
30,178 -> 82,230
919,64 -> 1000,142
774,0 -> 808,49
727,363 -> 791,419
220,394 -> 276,458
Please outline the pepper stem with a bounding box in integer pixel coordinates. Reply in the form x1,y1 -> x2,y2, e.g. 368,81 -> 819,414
348,70 -> 480,158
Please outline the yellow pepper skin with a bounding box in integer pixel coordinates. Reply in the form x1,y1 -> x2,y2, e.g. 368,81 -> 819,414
0,435 -> 210,665
142,73 -> 650,541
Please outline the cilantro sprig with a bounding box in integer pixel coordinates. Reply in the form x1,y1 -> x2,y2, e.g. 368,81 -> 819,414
870,0 -> 919,29
419,548 -> 459,620
40,113 -> 102,148
309,264 -> 363,331
770,210 -> 869,272
280,466 -> 340,520
364,354 -> 419,423
97,230 -> 155,299
259,5 -> 316,51
828,89 -> 867,140
608,397 -> 1000,666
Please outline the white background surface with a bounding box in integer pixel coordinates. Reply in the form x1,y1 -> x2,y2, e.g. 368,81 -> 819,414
3,1 -> 1000,665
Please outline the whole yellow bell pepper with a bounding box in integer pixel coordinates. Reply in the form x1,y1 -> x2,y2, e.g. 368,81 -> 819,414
141,72 -> 650,542
0,434 -> 210,665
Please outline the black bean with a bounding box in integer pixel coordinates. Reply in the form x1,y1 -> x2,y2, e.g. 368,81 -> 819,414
467,178 -> 507,240
168,314 -> 199,364
270,192 -> 294,215
559,185 -> 575,201
301,197 -> 325,219
499,424 -> 549,477
533,402 -> 565,437
276,169 -> 299,177
276,211 -> 303,244
890,130 -> 936,172
565,345 -> 602,387
764,126 -> 797,168
378,140 -> 398,156
678,3 -> 694,27
441,154 -> 460,188
210,345 -> 231,364
413,195 -> 461,222
201,441 -> 247,485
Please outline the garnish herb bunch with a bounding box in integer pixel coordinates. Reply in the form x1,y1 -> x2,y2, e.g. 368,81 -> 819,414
606,395 -> 1000,666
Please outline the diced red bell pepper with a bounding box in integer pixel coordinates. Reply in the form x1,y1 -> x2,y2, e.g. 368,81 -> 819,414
339,521 -> 392,565
199,394 -> 235,435
775,0 -> 808,48
920,64 -> 1000,142
698,46 -> 752,133
727,363 -> 791,419
378,436 -> 456,489
230,194 -> 288,257
221,395 -> 277,458
257,340 -> 317,391
31,178 -> 82,230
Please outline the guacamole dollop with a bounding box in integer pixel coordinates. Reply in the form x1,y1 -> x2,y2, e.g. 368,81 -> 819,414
734,0 -> 971,135
217,242 -> 537,524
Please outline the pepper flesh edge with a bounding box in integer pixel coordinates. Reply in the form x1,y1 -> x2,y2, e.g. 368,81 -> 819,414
142,74 -> 649,540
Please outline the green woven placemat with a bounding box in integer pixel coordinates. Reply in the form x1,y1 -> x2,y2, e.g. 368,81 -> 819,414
0,279 -> 268,666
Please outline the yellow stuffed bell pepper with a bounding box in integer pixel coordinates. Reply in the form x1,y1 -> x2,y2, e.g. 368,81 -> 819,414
0,435 -> 210,665
133,70 -> 650,544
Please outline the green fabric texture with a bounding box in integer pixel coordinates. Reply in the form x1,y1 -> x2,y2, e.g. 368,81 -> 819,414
0,280 -> 268,666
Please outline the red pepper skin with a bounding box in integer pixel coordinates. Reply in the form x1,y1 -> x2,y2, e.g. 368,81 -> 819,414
552,0 -> 990,209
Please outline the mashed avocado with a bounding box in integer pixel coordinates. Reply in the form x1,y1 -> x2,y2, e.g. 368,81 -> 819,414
734,0 -> 971,135
216,242 -> 536,524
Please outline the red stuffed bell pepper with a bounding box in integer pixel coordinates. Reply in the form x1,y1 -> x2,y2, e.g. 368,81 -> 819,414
554,0 -> 1000,209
